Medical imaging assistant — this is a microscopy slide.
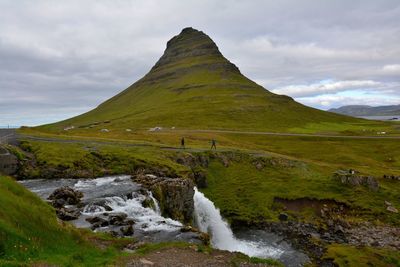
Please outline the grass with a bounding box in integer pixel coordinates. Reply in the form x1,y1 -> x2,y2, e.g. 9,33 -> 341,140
19,139 -> 190,179
324,244 -> 400,267
201,153 -> 400,226
15,136 -> 400,227
10,134 -> 400,265
0,175 -> 122,266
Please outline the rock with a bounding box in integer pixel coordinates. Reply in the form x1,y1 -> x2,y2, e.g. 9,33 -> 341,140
126,219 -> 136,225
141,197 -> 156,209
385,201 -> 392,206
91,221 -> 109,229
139,258 -> 154,266
337,218 -> 351,229
56,208 -> 80,221
181,225 -> 194,232
387,206 -> 399,213
310,233 -> 321,240
334,224 -> 344,234
86,216 -> 107,225
85,199 -> 113,212
132,174 -> 195,223
333,170 -> 379,191
0,151 -> 18,175
193,170 -> 207,188
278,213 -> 288,221
120,225 -> 134,236
52,198 -> 66,208
48,186 -> 83,205
322,232 -> 331,239
365,176 -> 379,191
109,212 -> 128,225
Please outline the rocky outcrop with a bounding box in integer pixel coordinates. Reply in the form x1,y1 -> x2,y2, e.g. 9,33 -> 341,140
48,186 -> 83,221
48,186 -> 83,206
333,169 -> 379,191
85,213 -> 136,236
0,147 -> 18,175
133,173 -> 194,224
383,174 -> 400,181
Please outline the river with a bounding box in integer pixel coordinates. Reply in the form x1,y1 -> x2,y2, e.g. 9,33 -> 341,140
20,175 -> 309,267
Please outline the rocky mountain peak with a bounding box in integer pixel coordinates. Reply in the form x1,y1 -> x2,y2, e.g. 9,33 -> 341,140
151,27 -> 230,72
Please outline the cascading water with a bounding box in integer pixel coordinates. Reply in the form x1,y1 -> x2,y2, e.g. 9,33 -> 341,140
20,175 -> 309,266
193,187 -> 283,259
148,191 -> 161,214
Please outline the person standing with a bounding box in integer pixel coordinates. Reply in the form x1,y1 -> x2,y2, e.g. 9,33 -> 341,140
181,137 -> 185,149
211,139 -> 216,150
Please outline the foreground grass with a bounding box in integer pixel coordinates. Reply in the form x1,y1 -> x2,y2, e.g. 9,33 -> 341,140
0,175 -> 123,266
324,244 -> 400,267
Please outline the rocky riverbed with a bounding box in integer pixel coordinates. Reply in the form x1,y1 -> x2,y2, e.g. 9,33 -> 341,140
20,175 -> 310,267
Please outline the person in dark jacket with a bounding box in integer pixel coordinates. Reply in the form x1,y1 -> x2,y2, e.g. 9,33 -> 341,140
211,139 -> 216,150
181,137 -> 185,149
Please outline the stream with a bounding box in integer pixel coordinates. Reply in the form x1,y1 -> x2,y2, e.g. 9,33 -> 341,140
20,175 -> 309,267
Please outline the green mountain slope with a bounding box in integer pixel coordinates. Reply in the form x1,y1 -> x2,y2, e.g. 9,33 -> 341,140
41,28 -> 378,134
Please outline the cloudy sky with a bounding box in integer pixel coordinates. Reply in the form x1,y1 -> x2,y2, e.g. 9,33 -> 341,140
1,0 -> 399,126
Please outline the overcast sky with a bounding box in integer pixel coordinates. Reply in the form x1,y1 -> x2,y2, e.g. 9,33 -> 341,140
1,0 -> 399,126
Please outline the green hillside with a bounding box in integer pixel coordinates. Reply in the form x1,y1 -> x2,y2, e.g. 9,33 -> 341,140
37,27 -> 390,136
0,175 -> 121,266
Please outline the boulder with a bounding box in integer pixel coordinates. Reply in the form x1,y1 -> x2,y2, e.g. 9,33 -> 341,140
193,170 -> 207,188
48,186 -> 83,205
279,213 -> 289,221
333,170 -> 379,191
120,225 -> 134,236
387,206 -> 399,213
133,174 -> 195,224
56,208 -> 80,221
109,212 -> 128,225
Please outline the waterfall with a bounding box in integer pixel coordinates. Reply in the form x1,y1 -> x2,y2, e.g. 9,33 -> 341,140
149,191 -> 161,214
193,187 -> 283,259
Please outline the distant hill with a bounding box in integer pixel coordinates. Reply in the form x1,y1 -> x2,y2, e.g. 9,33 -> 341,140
329,105 -> 400,117
40,27 -> 364,133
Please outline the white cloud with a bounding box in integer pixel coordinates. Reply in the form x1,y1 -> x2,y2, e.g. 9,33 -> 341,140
272,80 -> 381,97
298,94 -> 400,110
382,64 -> 400,73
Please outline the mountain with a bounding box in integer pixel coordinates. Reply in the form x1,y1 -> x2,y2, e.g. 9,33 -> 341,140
329,105 -> 400,117
41,27 -> 361,133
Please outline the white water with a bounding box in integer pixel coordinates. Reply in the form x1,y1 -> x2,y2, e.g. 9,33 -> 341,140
77,176 -> 182,232
149,191 -> 161,214
194,188 -> 283,259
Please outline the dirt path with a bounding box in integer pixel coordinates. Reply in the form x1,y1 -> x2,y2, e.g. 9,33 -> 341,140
124,247 -> 271,267
179,129 -> 400,139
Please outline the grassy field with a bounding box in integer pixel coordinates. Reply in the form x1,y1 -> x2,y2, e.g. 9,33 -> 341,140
16,133 -> 400,226
11,134 -> 400,265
